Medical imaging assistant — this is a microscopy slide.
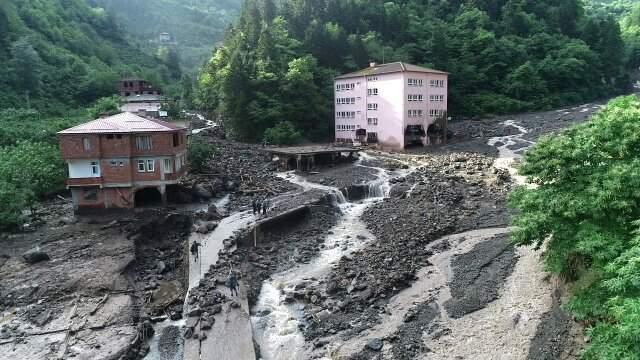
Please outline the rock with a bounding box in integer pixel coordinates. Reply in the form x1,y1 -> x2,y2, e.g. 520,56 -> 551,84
157,261 -> 167,274
22,249 -> 50,264
201,320 -> 213,330
187,306 -> 203,317
207,205 -> 223,220
366,338 -> 384,352
206,221 -> 219,231
193,183 -> 213,199
32,310 -> 52,327
230,301 -> 240,309
196,224 -> 210,234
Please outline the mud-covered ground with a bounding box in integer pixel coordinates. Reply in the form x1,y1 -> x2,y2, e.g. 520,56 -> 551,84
0,203 -> 192,359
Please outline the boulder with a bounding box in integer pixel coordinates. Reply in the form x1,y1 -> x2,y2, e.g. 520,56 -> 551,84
193,183 -> 213,200
22,249 -> 50,264
366,338 -> 384,352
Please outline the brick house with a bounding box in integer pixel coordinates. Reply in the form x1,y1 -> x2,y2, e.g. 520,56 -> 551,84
334,62 -> 449,150
58,112 -> 188,212
118,79 -> 161,97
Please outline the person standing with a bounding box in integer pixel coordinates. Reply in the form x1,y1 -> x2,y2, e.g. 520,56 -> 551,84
262,197 -> 269,215
251,196 -> 258,215
226,270 -> 238,296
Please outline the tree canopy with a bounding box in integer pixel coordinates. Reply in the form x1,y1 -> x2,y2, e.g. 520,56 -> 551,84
510,95 -> 640,359
0,0 -> 182,114
197,0 -> 631,143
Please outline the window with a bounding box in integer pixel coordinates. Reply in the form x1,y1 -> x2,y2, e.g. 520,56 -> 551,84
163,159 -> 173,174
367,76 -> 378,81
408,110 -> 423,118
173,133 -> 180,147
408,94 -> 423,102
367,132 -> 378,143
146,160 -> 155,172
83,187 -> 98,201
106,134 -> 114,139
368,88 -> 378,96
119,161 -> 124,167
429,109 -> 445,117
367,103 -> 378,111
430,79 -> 445,88
138,160 -> 145,172
90,161 -> 99,175
430,95 -> 445,102
136,136 -> 153,150
82,137 -> 91,151
109,160 -> 117,167
408,78 -> 423,87
367,117 -> 378,125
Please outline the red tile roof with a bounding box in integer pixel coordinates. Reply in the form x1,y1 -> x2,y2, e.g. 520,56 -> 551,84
58,112 -> 185,134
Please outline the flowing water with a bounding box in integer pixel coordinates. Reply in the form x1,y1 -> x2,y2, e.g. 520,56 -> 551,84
251,158 -> 398,360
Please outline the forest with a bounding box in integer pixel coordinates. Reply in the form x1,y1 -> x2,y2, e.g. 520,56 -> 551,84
88,0 -> 241,72
197,0 -> 635,143
0,0 -> 184,113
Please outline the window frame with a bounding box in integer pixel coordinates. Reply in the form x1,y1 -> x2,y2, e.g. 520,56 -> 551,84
137,160 -> 146,172
82,137 -> 91,151
146,159 -> 155,172
90,161 -> 99,175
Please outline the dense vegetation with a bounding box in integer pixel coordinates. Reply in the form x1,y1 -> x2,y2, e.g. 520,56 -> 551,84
510,96 -> 640,359
0,109 -> 85,230
89,0 -> 241,72
197,0 -> 632,143
0,0 -> 181,113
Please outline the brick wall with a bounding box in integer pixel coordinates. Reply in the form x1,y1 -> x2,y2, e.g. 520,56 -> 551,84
100,159 -> 133,184
132,158 -> 162,181
101,135 -> 132,157
60,130 -> 187,161
104,187 -> 134,208
60,134 -> 102,159
131,131 -> 186,157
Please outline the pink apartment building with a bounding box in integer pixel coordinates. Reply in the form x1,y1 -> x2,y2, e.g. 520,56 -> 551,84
334,62 -> 448,150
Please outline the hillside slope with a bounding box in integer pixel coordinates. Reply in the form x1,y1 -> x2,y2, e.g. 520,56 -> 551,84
0,0 -> 172,113
90,0 -> 241,71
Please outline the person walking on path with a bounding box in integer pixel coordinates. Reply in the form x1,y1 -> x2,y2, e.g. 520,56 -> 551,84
226,270 -> 238,296
261,197 -> 269,215
190,241 -> 201,261
251,197 -> 258,215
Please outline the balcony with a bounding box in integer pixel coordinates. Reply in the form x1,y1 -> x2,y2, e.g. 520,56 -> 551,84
66,177 -> 103,187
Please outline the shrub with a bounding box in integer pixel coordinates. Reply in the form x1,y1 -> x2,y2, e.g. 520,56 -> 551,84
88,95 -> 122,119
188,136 -> 215,173
263,121 -> 302,145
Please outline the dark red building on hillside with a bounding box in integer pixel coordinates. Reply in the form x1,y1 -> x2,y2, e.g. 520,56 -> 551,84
118,79 -> 162,97
58,112 -> 188,212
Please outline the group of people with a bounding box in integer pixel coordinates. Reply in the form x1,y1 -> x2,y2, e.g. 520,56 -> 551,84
190,243 -> 239,297
252,196 -> 270,216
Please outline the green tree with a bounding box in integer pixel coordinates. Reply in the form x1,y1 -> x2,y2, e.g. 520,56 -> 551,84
188,136 -> 215,173
509,96 -> 640,359
88,95 -> 122,119
264,121 -> 302,145
10,37 -> 42,95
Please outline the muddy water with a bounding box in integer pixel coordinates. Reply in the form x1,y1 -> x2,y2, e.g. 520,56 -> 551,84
251,159 -> 397,360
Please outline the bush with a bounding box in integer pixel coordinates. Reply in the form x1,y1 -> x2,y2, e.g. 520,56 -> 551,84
88,95 -> 122,119
188,136 -> 215,173
263,121 -> 302,145
509,95 -> 640,359
0,140 -> 65,229
0,180 -> 26,230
